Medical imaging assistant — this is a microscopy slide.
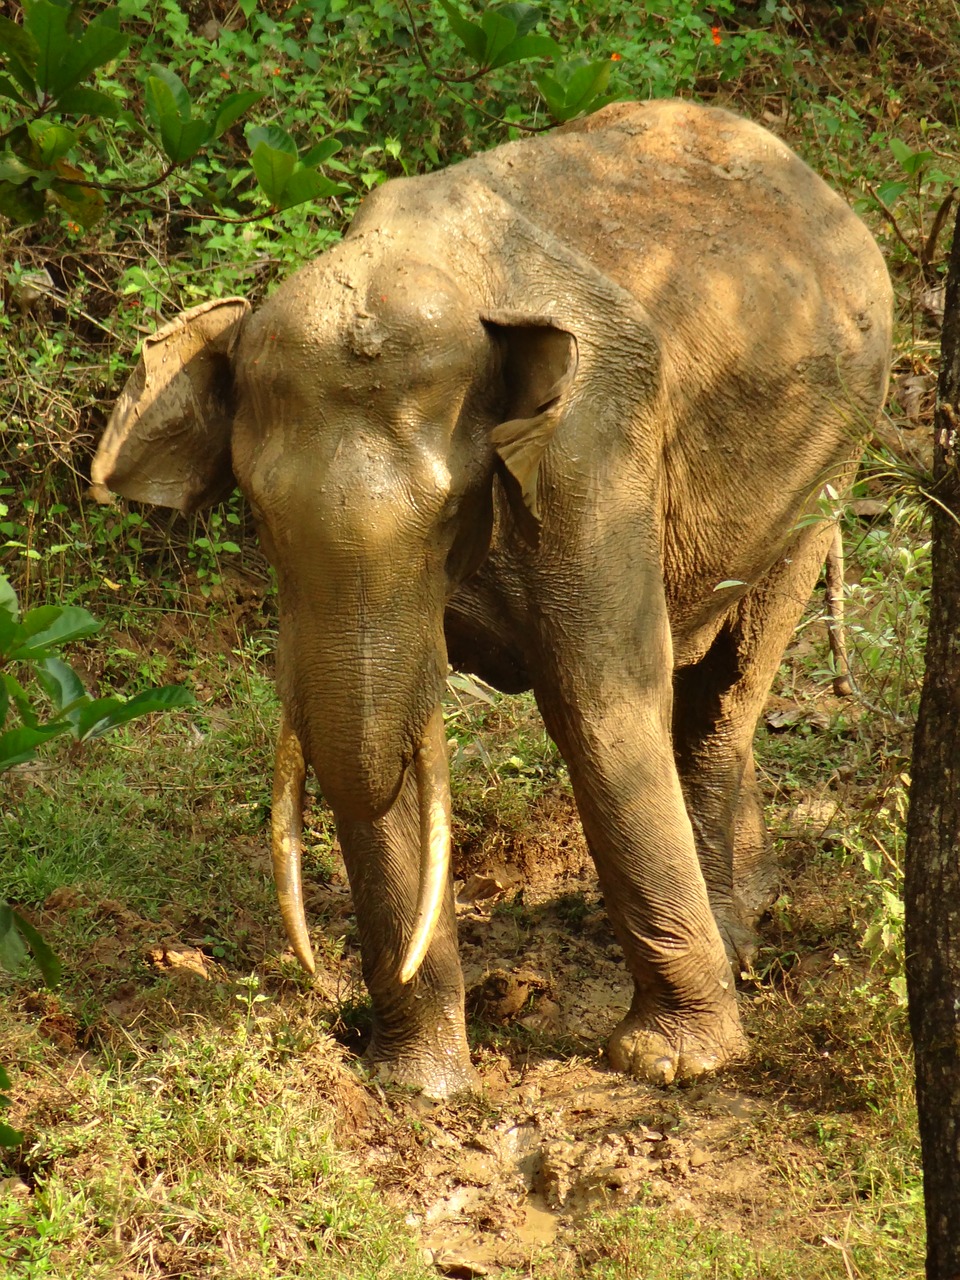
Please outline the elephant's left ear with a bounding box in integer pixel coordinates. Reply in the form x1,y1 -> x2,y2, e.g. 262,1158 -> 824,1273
482,312 -> 578,521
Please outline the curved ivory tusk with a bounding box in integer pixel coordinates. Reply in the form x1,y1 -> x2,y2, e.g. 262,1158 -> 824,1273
398,704 -> 452,984
271,713 -> 316,974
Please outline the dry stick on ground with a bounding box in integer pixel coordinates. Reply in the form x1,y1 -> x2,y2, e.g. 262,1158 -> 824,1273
904,200 -> 960,1280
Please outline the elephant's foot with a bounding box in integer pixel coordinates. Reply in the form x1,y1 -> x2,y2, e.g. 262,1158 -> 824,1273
364,1029 -> 477,1100
607,1003 -> 747,1086
712,900 -> 758,976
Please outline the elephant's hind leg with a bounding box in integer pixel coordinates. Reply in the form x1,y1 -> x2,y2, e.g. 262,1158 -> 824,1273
672,524 -> 839,969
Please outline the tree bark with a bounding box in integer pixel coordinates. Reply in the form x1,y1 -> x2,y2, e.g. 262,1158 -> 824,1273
904,201 -> 960,1280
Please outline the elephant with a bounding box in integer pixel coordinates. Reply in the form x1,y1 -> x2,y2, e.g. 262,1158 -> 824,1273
91,99 -> 892,1099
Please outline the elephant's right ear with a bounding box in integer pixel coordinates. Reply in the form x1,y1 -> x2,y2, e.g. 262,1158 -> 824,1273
91,297 -> 250,514
483,312 -> 578,522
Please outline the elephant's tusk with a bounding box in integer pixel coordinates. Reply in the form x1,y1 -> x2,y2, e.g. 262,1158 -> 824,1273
271,714 -> 316,974
398,704 -> 452,984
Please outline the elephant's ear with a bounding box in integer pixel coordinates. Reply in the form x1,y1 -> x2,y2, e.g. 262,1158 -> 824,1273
482,312 -> 578,521
91,297 -> 250,514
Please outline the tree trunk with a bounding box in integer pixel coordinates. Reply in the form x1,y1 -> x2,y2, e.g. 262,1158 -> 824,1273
904,202 -> 960,1280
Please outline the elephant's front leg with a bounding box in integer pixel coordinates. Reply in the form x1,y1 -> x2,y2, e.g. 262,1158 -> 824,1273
535,661 -> 747,1086
336,772 -> 476,1098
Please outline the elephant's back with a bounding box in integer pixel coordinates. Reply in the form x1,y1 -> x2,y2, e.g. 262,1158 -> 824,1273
471,99 -> 890,381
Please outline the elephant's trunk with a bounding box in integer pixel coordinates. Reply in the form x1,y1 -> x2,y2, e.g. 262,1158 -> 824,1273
271,704 -> 452,985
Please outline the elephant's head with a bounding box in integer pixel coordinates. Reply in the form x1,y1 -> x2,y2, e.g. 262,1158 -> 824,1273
92,236 -> 578,985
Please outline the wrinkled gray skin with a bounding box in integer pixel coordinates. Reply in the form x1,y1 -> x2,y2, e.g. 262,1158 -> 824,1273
92,101 -> 892,1099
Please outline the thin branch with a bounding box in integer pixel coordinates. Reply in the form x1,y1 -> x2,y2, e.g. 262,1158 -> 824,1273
865,181 -> 921,261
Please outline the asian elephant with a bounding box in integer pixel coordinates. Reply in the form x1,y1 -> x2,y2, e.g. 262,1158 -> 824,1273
92,99 -> 892,1098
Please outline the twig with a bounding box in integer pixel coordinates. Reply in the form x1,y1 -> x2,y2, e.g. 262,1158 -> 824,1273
865,181 -> 920,261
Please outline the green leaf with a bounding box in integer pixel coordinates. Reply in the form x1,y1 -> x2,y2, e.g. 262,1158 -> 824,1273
0,73 -> 27,104
0,1120 -> 24,1148
535,58 -> 615,122
0,150 -> 38,185
0,15 -> 39,97
210,90 -> 262,140
33,656 -> 88,714
9,604 -> 100,660
145,67 -> 210,163
2,672 -> 39,729
27,119 -> 76,165
56,85 -> 121,118
479,10 -> 518,67
487,31 -> 558,70
0,902 -> 27,974
436,0 -> 487,63
300,136 -> 341,167
45,7 -> 127,99
12,908 -> 61,985
0,179 -> 45,223
0,723 -> 66,771
887,137 -> 932,176
24,0 -> 71,96
247,125 -> 297,203
73,685 -> 195,742
492,3 -> 542,36
273,164 -> 348,210
0,576 -> 19,622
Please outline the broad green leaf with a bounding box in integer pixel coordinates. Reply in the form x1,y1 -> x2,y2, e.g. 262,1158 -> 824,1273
56,85 -> 122,118
0,150 -> 38,184
0,723 -> 66,771
536,58 -> 614,122
11,909 -> 61,985
157,116 -> 211,164
245,124 -> 297,156
74,685 -> 195,741
493,3 -> 542,35
0,576 -> 18,622
25,0 -> 71,96
300,136 -> 342,167
27,119 -> 76,165
564,58 -> 612,110
0,176 -> 40,227
274,164 -> 348,210
45,8 -> 127,99
0,604 -> 25,656
437,0 -> 487,63
210,90 -> 262,140
487,32 -> 558,69
145,65 -> 191,125
0,73 -> 26,104
875,180 -> 908,205
10,604 -> 100,659
34,656 -> 88,714
0,1121 -> 24,1148
887,137 -> 933,176
0,680 -> 8,730
0,1064 -> 11,1090
0,903 -> 27,973
247,126 -> 297,203
2,672 -> 39,729
0,15 -> 39,97
479,10 -> 518,68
